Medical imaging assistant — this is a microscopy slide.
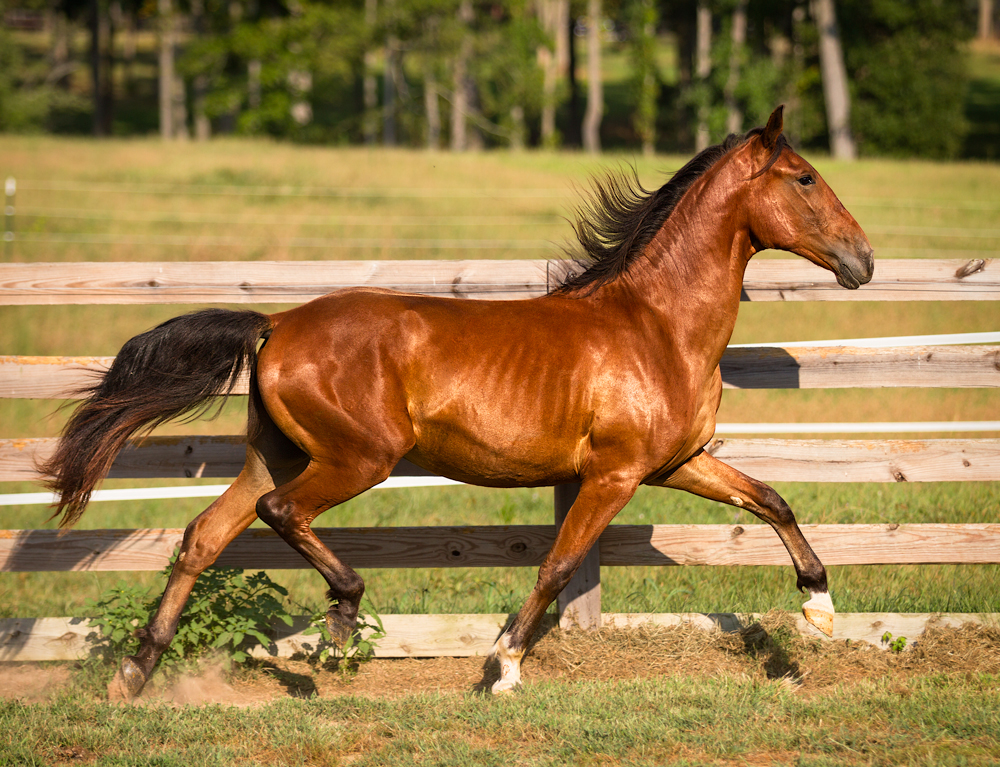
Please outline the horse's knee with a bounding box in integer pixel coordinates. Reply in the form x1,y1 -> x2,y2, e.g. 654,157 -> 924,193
537,556 -> 582,599
752,485 -> 796,526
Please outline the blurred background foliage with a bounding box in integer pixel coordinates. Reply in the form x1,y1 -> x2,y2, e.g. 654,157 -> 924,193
0,0 -> 996,159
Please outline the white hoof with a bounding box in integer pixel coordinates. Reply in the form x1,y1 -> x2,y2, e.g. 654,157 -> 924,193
490,635 -> 524,695
802,591 -> 835,637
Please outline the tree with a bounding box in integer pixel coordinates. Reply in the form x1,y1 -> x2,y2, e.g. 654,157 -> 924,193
813,0 -> 855,159
838,0 -> 971,159
626,0 -> 659,155
582,0 -> 602,152
694,0 -> 711,151
537,0 -> 568,148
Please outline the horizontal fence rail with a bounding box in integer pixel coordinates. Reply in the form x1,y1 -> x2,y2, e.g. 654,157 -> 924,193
5,612 -> 995,662
3,344 -> 999,399
2,524 -> 998,573
3,437 -> 999,484
0,258 -> 997,305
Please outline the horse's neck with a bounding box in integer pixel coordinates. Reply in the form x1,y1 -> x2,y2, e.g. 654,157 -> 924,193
619,179 -> 753,360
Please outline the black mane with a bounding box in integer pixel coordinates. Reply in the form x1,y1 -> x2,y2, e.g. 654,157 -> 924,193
553,127 -> 785,295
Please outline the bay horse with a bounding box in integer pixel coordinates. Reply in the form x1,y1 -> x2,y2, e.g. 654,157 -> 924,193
42,107 -> 873,698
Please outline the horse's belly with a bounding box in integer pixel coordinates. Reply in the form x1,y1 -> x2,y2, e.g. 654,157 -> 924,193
403,420 -> 581,488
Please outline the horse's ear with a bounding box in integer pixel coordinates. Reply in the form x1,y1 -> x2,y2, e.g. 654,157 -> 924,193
761,105 -> 784,150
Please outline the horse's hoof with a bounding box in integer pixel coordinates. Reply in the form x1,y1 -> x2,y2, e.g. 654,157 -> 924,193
491,679 -> 519,695
802,592 -> 835,638
490,661 -> 522,695
325,612 -> 356,651
108,656 -> 146,701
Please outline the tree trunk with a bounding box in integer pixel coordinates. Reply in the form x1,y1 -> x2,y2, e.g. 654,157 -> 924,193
451,0 -> 475,151
539,0 -> 568,148
694,1 -> 711,152
158,0 -> 173,139
567,10 -> 580,147
725,0 -> 746,136
91,0 -> 113,136
424,69 -> 441,149
979,0 -> 995,40
813,0 -> 856,160
582,0 -> 602,153
190,0 -> 210,140
363,0 -> 378,144
384,36 -> 397,146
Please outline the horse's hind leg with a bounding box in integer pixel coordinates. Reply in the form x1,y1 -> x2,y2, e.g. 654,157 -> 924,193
654,449 -> 834,637
108,456 -> 275,700
254,458 -> 392,648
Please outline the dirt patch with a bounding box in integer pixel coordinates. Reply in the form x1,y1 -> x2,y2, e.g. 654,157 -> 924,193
0,662 -> 72,703
3,614 -> 999,706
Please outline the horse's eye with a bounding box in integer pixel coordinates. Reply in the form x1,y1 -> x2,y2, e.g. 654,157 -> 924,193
798,175 -> 815,186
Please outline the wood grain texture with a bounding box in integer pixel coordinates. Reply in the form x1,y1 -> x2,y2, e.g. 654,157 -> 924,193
1,259 -> 996,305
0,437 -> 434,481
703,437 -> 1000,482
0,260 -> 550,305
2,612 -> 992,661
6,437 -> 998,483
2,523 -> 997,573
6,344 -> 997,399
719,345 -> 1000,389
554,483 -> 601,630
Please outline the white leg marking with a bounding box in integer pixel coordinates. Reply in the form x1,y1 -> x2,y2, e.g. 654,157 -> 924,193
490,633 -> 524,695
802,590 -> 835,638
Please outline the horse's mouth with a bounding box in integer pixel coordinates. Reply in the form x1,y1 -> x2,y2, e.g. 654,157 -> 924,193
834,248 -> 874,290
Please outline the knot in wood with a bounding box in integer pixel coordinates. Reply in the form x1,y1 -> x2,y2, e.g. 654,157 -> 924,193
706,439 -> 725,455
732,526 -> 744,537
955,259 -> 986,279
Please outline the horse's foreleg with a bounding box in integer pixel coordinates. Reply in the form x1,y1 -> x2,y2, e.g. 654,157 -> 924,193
108,463 -> 271,700
654,449 -> 833,637
492,476 -> 637,694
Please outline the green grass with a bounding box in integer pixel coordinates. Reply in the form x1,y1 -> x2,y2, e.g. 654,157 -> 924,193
3,673 -> 999,765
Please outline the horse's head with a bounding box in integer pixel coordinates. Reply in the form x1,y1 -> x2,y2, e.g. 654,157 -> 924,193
744,106 -> 874,289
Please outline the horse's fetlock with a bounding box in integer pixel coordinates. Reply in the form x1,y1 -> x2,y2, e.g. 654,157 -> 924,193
796,563 -> 828,594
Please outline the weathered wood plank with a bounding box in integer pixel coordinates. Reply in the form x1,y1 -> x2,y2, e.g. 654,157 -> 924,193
599,523 -> 1000,567
2,612 -> 992,662
2,523 -> 998,573
704,437 -> 1000,483
554,483 -> 601,630
7,344 -> 997,399
1,259 -> 997,305
719,345 -> 1000,389
0,260 -> 551,305
740,257 -> 998,301
6,437 -> 998,484
0,437 -> 436,482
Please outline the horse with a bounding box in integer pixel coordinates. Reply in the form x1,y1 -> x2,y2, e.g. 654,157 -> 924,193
42,106 -> 873,698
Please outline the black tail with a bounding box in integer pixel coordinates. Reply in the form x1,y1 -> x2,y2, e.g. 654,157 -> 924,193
40,309 -> 273,528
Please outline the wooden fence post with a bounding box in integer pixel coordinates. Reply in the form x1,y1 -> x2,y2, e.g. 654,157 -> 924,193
554,482 -> 601,629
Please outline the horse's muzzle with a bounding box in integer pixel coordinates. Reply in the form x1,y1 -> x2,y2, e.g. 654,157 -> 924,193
834,245 -> 874,290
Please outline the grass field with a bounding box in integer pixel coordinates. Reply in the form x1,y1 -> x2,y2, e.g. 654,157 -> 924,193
3,618 -> 1000,766
1,137 -> 998,625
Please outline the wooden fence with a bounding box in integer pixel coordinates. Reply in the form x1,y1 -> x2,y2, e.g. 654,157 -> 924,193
1,258 -> 999,660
